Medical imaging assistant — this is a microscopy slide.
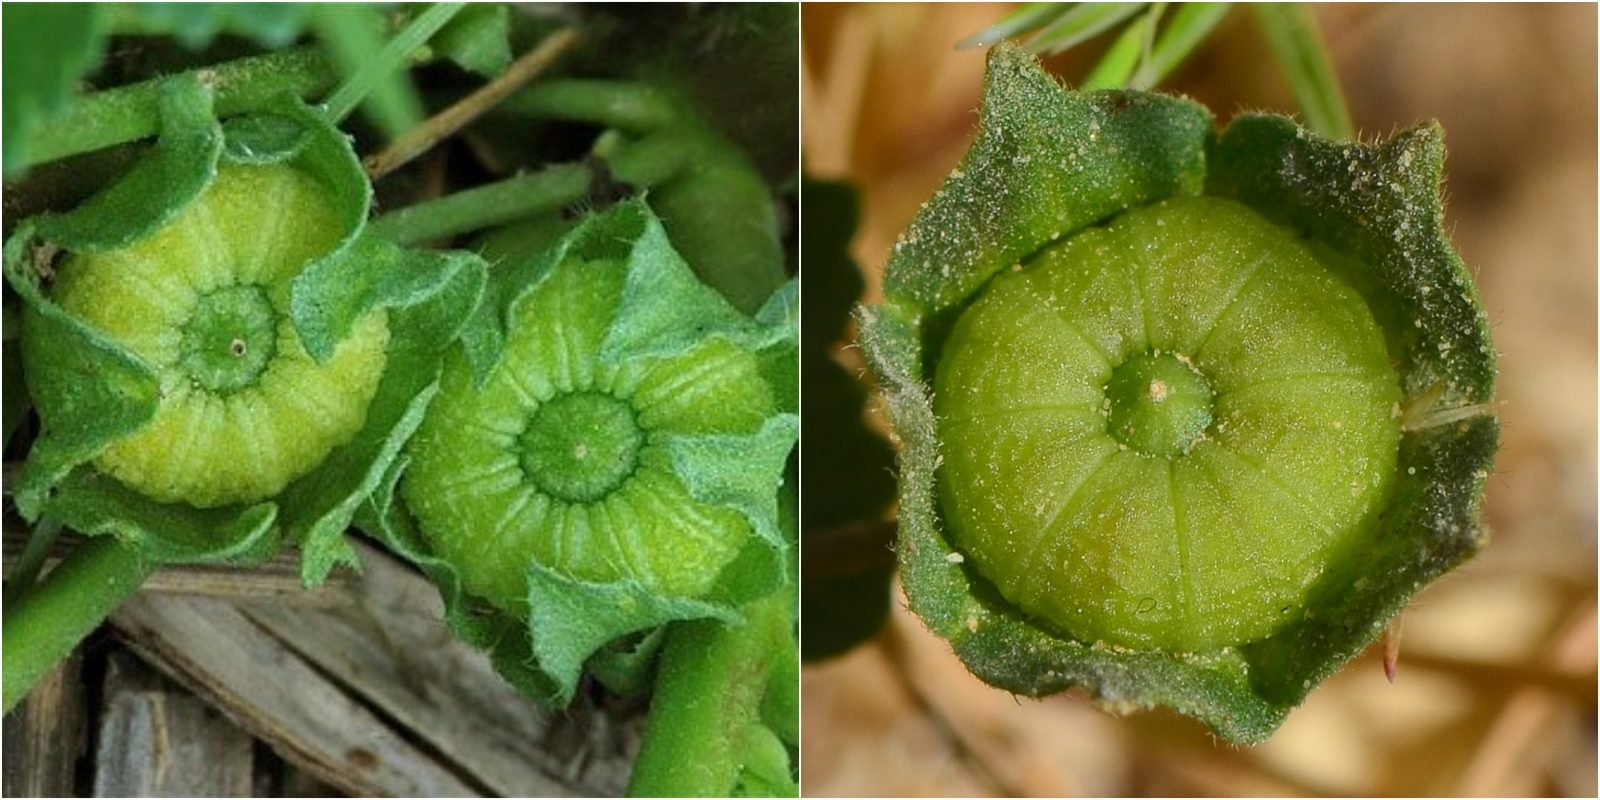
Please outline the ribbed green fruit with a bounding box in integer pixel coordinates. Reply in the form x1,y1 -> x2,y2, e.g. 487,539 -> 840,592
402,257 -> 776,610
44,164 -> 389,508
933,196 -> 1401,651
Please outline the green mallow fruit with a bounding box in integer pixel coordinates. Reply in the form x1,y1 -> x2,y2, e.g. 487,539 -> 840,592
45,164 -> 389,508
404,255 -> 774,610
7,84 -> 484,578
859,44 -> 1497,742
382,200 -> 797,705
935,196 -> 1402,653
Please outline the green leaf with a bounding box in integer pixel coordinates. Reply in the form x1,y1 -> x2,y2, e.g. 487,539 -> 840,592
860,42 -> 1496,743
1081,7 -> 1156,91
28,470 -> 279,565
430,2 -> 512,77
2,3 -> 106,177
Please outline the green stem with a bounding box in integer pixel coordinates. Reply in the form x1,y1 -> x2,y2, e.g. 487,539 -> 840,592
319,2 -> 464,133
367,162 -> 594,245
2,536 -> 156,713
603,130 -> 695,188
23,48 -> 337,168
626,594 -> 794,797
498,79 -> 680,133
3,517 -> 62,603
1254,4 -> 1353,140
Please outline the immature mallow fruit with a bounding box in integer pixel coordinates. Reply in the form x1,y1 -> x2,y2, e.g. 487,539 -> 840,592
385,201 -> 796,703
45,165 -> 388,508
936,197 -> 1401,652
403,255 -> 774,610
860,44 -> 1497,742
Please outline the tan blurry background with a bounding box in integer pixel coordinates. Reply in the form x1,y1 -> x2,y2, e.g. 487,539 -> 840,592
800,3 -> 1597,796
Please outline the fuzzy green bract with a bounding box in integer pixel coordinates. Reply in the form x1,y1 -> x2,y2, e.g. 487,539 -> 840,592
858,43 -> 1497,742
5,76 -> 486,580
367,199 -> 798,705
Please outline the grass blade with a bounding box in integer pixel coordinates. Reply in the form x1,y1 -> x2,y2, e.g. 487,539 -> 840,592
957,3 -> 1072,50
1082,4 -> 1164,90
318,3 -> 465,138
1131,2 -> 1231,88
1025,3 -> 1147,56
1253,3 -> 1352,140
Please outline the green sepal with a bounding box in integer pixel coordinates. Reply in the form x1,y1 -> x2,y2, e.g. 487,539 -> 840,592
524,566 -> 741,705
24,470 -> 279,565
290,243 -> 487,585
600,200 -> 790,363
879,42 -> 1210,320
33,74 -> 222,252
658,413 -> 799,594
221,113 -> 311,165
861,43 -> 1498,743
1206,115 -> 1496,404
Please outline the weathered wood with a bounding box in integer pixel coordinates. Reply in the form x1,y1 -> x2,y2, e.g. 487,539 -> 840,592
3,524 -> 355,605
109,591 -> 481,797
92,651 -> 255,797
1,649 -> 86,797
238,540 -> 636,797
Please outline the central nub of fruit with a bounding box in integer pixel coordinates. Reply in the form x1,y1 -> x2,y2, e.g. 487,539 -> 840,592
518,391 -> 643,503
1103,352 -> 1213,458
178,284 -> 278,394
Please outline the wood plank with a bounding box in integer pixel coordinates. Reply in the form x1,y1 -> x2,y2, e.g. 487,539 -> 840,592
109,591 -> 480,797
1,649 -> 86,797
239,540 -> 637,797
92,651 -> 254,797
3,524 -> 355,605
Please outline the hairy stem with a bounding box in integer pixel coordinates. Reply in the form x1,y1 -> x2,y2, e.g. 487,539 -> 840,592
367,162 -> 593,245
23,48 -> 337,168
498,79 -> 680,133
626,593 -> 795,797
2,536 -> 156,712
